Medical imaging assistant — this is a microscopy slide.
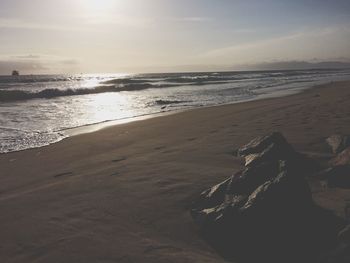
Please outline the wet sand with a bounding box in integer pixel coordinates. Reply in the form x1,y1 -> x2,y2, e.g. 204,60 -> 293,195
1,81 -> 350,262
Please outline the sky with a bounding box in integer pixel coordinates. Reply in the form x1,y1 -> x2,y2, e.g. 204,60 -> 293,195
0,0 -> 350,74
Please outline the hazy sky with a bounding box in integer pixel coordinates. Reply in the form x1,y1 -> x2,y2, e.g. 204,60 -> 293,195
0,0 -> 350,74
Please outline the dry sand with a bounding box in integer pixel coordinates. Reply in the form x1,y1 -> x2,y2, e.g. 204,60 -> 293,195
1,81 -> 350,262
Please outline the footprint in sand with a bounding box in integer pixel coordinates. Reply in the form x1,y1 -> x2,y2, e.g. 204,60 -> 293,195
112,157 -> 127,163
53,172 -> 73,178
144,245 -> 182,254
110,172 -> 120,176
154,146 -> 166,150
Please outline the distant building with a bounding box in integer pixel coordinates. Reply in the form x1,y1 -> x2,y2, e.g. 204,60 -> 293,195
12,70 -> 19,76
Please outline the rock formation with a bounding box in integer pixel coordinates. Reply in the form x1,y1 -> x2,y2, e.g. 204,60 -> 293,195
326,134 -> 350,154
316,135 -> 350,189
191,132 -> 344,263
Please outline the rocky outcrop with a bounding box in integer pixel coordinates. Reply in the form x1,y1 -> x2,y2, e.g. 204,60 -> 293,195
237,131 -> 317,173
319,165 -> 350,188
326,135 -> 350,154
191,132 -> 344,263
321,226 -> 350,263
319,135 -> 350,188
331,147 -> 350,166
338,225 -> 350,244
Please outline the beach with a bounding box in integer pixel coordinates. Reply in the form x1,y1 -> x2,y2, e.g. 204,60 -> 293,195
2,69 -> 350,154
1,80 -> 350,262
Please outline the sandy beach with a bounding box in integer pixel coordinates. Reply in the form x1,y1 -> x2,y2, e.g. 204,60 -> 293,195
1,80 -> 350,263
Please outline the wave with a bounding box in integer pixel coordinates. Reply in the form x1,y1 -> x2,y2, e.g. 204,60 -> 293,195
2,69 -> 348,103
154,99 -> 190,105
0,75 -> 78,84
0,78 -> 245,102
102,78 -> 150,85
0,86 -> 112,102
101,70 -> 328,90
0,83 -> 179,102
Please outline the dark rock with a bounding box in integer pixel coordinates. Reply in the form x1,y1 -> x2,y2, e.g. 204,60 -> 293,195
192,177 -> 231,212
226,161 -> 280,195
338,225 -> 350,244
239,162 -> 312,216
320,243 -> 350,263
319,165 -> 350,188
331,147 -> 350,166
238,132 -> 295,166
238,132 -> 291,157
191,132 -> 344,263
192,160 -> 313,229
237,132 -> 317,174
345,204 -> 350,222
326,135 -> 350,154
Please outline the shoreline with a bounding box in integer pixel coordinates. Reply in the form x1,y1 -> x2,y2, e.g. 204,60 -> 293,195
63,80 -> 331,137
1,79 -> 337,155
1,80 -> 350,262
1,75 -> 349,154
49,79 -> 346,143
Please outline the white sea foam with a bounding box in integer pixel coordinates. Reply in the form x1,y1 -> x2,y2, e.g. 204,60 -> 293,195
1,69 -> 350,153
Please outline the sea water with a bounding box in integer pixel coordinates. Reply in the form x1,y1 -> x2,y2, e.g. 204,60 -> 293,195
1,69 -> 350,153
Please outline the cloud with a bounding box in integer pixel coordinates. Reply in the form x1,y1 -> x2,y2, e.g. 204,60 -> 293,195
231,28 -> 257,34
0,18 -> 85,31
238,60 -> 350,71
12,54 -> 41,59
200,26 -> 350,64
82,14 -> 154,28
202,31 -> 310,58
84,15 -> 212,28
61,59 -> 79,65
168,17 -> 212,22
0,54 -> 80,75
0,60 -> 47,74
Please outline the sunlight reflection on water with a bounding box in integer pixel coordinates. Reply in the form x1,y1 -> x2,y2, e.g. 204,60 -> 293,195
1,69 -> 350,153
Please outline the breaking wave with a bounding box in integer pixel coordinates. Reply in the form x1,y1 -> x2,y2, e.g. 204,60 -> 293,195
0,83 -> 177,102
0,85 -> 115,102
154,99 -> 191,105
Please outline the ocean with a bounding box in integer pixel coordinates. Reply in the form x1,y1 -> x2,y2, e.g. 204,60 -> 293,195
1,69 -> 350,153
